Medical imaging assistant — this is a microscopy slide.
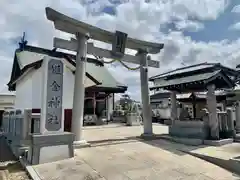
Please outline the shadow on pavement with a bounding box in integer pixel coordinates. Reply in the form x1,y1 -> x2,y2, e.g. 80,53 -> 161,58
0,136 -> 17,168
87,136 -> 139,147
140,137 -> 206,156
85,135 -> 205,156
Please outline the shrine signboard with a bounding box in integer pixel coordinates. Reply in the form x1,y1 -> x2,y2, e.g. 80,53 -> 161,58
45,59 -> 63,131
111,31 -> 128,58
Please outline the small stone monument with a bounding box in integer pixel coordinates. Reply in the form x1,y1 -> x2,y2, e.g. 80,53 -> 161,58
126,103 -> 142,126
29,56 -> 74,165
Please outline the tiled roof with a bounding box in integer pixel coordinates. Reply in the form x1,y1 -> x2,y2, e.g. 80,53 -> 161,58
150,70 -> 220,90
8,45 -> 127,92
149,62 -> 216,81
86,62 -> 125,89
149,62 -> 237,81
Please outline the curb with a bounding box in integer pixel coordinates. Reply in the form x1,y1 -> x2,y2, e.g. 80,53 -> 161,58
19,157 -> 41,180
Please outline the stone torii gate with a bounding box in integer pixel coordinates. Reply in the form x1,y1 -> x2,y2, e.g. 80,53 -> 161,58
45,7 -> 164,145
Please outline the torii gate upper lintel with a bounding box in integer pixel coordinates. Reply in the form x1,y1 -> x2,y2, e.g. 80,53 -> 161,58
45,7 -> 164,55
45,7 -> 164,143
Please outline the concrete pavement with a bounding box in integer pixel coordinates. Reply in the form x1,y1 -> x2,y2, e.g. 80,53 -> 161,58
183,143 -> 240,175
31,124 -> 240,180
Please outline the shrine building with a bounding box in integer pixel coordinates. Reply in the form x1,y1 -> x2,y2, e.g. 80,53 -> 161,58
7,43 -> 127,131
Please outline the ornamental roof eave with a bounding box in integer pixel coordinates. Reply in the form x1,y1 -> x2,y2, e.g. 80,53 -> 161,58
149,62 -> 238,82
150,70 -> 235,93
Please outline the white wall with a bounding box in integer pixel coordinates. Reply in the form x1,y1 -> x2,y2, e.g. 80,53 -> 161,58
0,95 -> 15,110
14,67 -> 43,109
14,57 -> 96,110
0,95 -> 15,105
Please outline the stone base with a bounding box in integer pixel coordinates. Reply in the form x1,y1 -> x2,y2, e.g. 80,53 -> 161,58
73,140 -> 91,149
28,132 -> 74,165
234,134 -> 240,142
203,138 -> 233,146
139,133 -> 156,140
169,121 -> 208,139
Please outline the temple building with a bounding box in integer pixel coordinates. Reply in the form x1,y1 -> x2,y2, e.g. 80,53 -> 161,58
7,43 -> 127,131
149,62 -> 240,141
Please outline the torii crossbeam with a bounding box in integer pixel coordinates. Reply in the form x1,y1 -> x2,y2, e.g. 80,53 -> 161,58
45,7 -> 164,144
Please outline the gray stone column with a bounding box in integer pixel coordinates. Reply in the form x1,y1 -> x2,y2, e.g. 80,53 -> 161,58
139,51 -> 153,135
71,33 -> 88,144
170,91 -> 178,123
107,94 -> 113,121
22,109 -> 32,141
227,109 -> 235,137
206,84 -> 219,140
235,101 -> 240,134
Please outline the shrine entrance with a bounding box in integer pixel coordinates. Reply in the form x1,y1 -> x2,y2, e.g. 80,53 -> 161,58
45,7 -> 164,144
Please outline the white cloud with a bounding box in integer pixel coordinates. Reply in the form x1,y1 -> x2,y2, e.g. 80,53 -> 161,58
231,4 -> 240,13
0,0 -> 238,101
229,22 -> 240,30
175,20 -> 204,32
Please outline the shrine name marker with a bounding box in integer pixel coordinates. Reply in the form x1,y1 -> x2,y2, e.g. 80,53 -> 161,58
45,59 -> 63,131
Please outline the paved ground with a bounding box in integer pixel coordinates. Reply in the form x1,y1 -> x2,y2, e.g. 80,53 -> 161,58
33,124 -> 240,180
189,143 -> 240,160
184,142 -> 240,175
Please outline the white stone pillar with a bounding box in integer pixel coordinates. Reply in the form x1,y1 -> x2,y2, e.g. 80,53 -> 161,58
71,33 -> 88,143
139,51 -> 153,135
170,91 -> 177,123
107,94 -> 113,121
22,109 -> 32,140
235,101 -> 240,134
206,84 -> 219,139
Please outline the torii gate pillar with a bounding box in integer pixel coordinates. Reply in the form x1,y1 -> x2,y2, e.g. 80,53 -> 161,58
139,51 -> 153,135
45,7 -> 164,143
71,33 -> 88,144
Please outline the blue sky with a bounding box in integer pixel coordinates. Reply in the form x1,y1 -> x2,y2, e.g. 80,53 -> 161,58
0,0 -> 240,100
184,1 -> 240,42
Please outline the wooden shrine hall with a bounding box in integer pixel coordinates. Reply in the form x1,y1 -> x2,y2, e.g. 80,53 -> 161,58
149,62 -> 239,140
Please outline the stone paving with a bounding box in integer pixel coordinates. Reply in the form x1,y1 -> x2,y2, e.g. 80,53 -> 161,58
33,124 -> 240,180
189,143 -> 240,160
